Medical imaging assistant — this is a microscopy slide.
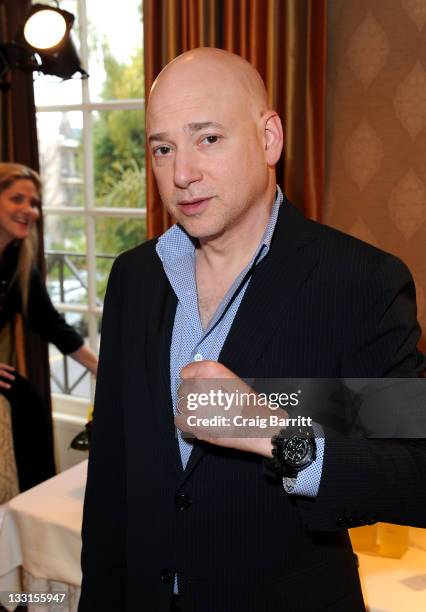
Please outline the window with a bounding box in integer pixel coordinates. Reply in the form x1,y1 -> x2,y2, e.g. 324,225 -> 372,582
34,0 -> 145,405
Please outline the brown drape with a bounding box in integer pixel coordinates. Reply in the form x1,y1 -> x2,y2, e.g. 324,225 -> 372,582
0,0 -> 52,410
143,0 -> 327,238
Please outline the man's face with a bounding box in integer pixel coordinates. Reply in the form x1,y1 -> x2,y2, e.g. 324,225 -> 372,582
147,63 -> 270,241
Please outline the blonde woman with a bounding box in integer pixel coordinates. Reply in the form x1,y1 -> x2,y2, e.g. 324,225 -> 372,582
0,163 -> 98,496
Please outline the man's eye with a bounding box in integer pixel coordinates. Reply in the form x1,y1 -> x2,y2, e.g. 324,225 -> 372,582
11,196 -> 24,204
154,146 -> 171,157
202,135 -> 219,145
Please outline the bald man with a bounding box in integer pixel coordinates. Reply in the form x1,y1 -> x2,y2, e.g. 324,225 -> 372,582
79,49 -> 426,612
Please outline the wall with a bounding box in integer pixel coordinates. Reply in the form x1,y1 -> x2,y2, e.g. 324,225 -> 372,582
325,0 -> 426,350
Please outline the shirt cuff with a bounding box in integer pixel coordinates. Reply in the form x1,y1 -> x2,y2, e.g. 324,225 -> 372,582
283,424 -> 325,497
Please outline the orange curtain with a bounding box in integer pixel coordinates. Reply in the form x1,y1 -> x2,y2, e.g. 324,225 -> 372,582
143,0 -> 327,238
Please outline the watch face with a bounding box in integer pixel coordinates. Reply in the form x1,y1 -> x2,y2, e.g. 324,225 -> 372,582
282,437 -> 311,467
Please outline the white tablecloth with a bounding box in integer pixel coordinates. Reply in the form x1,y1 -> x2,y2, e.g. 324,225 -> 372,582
1,459 -> 426,612
0,461 -> 87,611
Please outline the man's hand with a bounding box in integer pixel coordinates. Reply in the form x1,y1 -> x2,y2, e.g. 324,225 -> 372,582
0,363 -> 15,390
175,360 -> 283,458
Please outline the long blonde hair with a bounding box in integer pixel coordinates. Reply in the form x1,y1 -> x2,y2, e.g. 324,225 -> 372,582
0,163 -> 41,312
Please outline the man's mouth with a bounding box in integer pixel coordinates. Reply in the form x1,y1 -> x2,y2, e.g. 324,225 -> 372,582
177,197 -> 213,215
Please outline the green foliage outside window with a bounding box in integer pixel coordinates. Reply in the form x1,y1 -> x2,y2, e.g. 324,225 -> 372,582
93,44 -> 146,300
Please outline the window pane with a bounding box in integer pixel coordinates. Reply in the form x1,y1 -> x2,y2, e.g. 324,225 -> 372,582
32,0 -> 83,106
95,217 -> 146,302
96,314 -> 102,352
34,0 -> 145,403
95,254 -> 114,305
44,215 -> 87,306
34,73 -> 82,107
49,312 -> 90,398
44,214 -> 86,252
92,109 -> 145,207
37,112 -> 84,207
86,0 -> 143,101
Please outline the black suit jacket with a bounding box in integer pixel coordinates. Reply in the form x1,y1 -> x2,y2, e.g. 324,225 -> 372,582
79,201 -> 426,612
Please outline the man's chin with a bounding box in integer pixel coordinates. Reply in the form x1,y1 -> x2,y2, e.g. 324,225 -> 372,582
178,220 -> 223,241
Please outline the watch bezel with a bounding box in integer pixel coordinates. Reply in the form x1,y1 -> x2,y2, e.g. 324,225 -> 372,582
270,428 -> 316,477
280,436 -> 316,469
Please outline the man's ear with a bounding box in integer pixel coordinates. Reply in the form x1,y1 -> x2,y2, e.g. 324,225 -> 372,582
263,112 -> 284,166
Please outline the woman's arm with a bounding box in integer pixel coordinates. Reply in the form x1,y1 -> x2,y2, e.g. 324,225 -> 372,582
26,268 -> 92,356
69,344 -> 98,376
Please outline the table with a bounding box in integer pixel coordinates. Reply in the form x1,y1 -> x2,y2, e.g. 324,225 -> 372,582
0,461 -> 86,612
358,548 -> 426,612
0,460 -> 426,612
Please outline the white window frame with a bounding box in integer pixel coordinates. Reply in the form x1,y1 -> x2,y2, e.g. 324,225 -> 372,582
36,0 -> 145,417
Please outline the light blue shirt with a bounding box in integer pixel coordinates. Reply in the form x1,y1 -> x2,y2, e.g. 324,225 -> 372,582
156,186 -> 324,497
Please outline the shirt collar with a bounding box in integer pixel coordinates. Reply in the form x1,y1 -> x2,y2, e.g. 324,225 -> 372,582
156,186 -> 284,265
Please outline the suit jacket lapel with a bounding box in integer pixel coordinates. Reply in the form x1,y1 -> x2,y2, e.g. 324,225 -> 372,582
145,255 -> 182,476
220,202 -> 319,376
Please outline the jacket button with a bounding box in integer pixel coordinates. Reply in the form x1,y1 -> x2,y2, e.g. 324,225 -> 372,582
160,569 -> 174,584
336,516 -> 346,527
175,493 -> 192,510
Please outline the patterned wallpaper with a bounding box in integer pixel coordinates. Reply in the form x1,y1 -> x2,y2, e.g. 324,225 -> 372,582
324,0 -> 426,350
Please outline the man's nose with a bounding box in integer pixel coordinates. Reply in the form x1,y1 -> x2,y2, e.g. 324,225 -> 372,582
173,149 -> 202,189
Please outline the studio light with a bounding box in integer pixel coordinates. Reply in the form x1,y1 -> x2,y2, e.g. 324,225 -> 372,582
23,7 -> 68,50
0,2 -> 88,84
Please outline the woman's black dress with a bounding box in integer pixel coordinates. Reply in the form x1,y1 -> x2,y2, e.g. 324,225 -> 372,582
0,242 -> 84,491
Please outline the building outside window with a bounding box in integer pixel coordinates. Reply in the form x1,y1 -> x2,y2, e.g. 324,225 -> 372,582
34,0 -> 145,415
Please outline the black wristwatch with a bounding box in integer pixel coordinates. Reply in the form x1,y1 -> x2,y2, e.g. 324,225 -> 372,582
269,426 -> 316,478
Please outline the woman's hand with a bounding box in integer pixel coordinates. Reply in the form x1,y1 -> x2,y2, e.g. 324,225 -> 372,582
0,363 -> 16,389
